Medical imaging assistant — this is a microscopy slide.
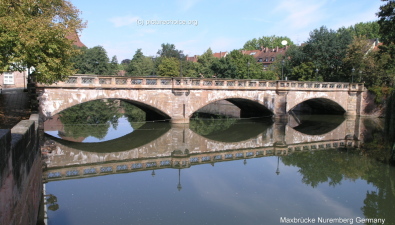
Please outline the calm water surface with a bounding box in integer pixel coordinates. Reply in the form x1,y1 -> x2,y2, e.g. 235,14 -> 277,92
42,100 -> 395,225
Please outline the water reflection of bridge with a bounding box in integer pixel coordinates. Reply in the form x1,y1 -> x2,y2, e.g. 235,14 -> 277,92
43,116 -> 362,182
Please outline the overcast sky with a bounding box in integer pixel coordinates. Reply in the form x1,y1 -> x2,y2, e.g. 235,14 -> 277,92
69,0 -> 383,61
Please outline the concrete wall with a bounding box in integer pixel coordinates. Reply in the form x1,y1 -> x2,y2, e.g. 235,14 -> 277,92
0,114 -> 42,225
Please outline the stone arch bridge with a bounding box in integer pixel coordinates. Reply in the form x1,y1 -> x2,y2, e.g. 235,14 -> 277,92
36,75 -> 364,123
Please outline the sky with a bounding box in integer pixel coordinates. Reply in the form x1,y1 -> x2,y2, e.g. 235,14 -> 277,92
68,0 -> 383,62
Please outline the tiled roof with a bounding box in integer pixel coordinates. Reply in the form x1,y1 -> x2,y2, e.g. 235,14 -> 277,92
213,51 -> 228,58
242,46 -> 289,64
66,31 -> 86,48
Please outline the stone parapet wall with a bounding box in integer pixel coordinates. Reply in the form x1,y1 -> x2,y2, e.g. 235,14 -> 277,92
0,114 -> 42,225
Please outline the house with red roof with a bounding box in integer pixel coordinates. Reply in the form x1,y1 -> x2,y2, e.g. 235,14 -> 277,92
241,46 -> 289,69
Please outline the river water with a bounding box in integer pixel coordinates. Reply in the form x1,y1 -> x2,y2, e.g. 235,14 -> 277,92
42,100 -> 395,225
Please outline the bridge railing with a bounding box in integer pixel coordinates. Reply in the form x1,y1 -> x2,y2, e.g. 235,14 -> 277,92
36,75 -> 364,92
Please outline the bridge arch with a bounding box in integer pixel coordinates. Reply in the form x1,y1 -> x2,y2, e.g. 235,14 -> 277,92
289,97 -> 346,115
39,89 -> 173,121
188,96 -> 274,119
287,92 -> 348,115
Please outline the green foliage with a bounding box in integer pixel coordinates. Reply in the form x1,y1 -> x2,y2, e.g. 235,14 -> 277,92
126,49 -> 154,76
197,48 -> 218,77
291,62 -> 318,81
157,57 -> 180,77
58,100 -> 146,140
189,117 -> 237,136
108,55 -> 119,75
281,150 -> 373,187
120,101 -> 145,127
0,0 -> 86,83
59,99 -> 122,140
377,0 -> 395,73
212,50 -> 262,79
344,21 -> 381,39
368,86 -> 394,104
303,26 -> 353,81
243,35 -> 294,50
157,43 -> 184,59
71,46 -> 115,75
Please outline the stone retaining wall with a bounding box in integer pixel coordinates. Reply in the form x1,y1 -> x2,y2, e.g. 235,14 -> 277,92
0,114 -> 42,225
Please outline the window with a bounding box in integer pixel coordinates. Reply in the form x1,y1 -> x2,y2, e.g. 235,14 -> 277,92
250,52 -> 256,55
258,58 -> 263,62
265,57 -> 269,62
3,72 -> 14,84
271,57 -> 275,61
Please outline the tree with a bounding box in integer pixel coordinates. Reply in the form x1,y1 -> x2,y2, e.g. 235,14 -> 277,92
345,21 -> 381,39
197,48 -> 218,77
157,43 -> 184,59
72,46 -> 111,75
302,26 -> 353,81
377,0 -> 395,71
0,0 -> 86,84
243,35 -> 294,50
126,49 -> 154,76
108,55 -> 119,75
211,50 -> 262,79
157,57 -> 180,77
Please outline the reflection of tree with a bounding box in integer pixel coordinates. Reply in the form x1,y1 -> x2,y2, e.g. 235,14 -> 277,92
282,149 -> 395,222
189,117 -> 237,136
281,150 -> 373,187
59,100 -> 122,140
361,163 -> 395,223
58,100 -> 147,141
120,101 -> 145,129
46,194 -> 59,211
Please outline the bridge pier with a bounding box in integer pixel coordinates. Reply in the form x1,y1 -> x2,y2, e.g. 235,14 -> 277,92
273,91 -> 288,121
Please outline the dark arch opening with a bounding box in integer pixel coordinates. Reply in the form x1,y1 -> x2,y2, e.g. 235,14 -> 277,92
193,98 -> 273,119
291,98 -> 346,115
121,99 -> 171,122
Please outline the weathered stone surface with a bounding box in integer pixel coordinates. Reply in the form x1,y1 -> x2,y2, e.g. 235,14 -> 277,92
37,77 -> 365,123
0,115 -> 42,225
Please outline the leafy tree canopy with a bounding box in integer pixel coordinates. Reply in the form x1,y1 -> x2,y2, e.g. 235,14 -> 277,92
157,43 -> 184,59
0,0 -> 86,84
377,0 -> 395,71
343,21 -> 381,39
125,49 -> 154,76
157,57 -> 180,77
243,35 -> 294,50
72,46 -> 115,75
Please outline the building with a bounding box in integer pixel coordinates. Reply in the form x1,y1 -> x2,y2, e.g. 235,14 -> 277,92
241,46 -> 289,69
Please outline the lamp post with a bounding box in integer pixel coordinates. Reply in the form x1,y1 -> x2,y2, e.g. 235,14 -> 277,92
281,59 -> 285,80
351,67 -> 355,83
359,70 -> 362,83
315,68 -> 319,81
177,169 -> 182,191
276,156 -> 280,175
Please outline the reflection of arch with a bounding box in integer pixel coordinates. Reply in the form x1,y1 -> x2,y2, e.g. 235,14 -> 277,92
289,98 -> 346,115
189,118 -> 273,142
289,115 -> 345,135
45,122 -> 171,153
190,97 -> 274,119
